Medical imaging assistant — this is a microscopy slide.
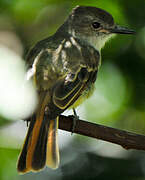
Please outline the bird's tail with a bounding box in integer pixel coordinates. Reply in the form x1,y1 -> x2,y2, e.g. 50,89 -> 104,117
17,110 -> 59,173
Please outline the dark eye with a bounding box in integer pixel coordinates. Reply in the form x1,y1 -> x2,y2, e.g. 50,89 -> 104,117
92,22 -> 100,29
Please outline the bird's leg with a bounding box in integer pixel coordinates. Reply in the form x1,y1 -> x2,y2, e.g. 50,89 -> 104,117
71,108 -> 79,134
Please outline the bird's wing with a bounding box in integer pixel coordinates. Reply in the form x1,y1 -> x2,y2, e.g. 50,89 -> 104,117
53,67 -> 91,110
51,37 -> 100,110
27,37 -> 100,110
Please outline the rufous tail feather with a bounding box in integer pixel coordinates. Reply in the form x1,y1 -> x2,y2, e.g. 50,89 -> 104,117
17,104 -> 59,173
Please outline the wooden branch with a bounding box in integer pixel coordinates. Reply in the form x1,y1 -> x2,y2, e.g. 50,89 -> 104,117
59,115 -> 145,151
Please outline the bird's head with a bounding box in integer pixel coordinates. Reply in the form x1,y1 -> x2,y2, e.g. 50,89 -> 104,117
66,6 -> 135,50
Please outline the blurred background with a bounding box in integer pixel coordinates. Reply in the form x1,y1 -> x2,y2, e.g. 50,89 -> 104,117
0,0 -> 145,179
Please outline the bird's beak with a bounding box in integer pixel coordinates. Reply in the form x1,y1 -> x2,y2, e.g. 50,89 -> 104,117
109,25 -> 135,35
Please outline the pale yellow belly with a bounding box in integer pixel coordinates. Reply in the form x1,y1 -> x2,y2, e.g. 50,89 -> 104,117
70,83 -> 95,109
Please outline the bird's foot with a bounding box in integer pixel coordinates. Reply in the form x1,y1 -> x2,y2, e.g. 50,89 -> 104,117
71,108 -> 79,134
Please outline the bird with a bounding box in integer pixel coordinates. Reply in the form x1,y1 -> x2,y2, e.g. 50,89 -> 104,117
17,5 -> 135,173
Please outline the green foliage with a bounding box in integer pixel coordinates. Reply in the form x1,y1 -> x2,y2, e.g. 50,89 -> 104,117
0,148 -> 19,180
0,116 -> 12,126
84,62 -> 131,125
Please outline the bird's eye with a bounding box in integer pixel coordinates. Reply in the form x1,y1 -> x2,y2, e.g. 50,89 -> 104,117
92,22 -> 101,29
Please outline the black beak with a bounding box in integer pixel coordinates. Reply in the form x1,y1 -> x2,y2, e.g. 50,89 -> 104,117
109,25 -> 135,35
